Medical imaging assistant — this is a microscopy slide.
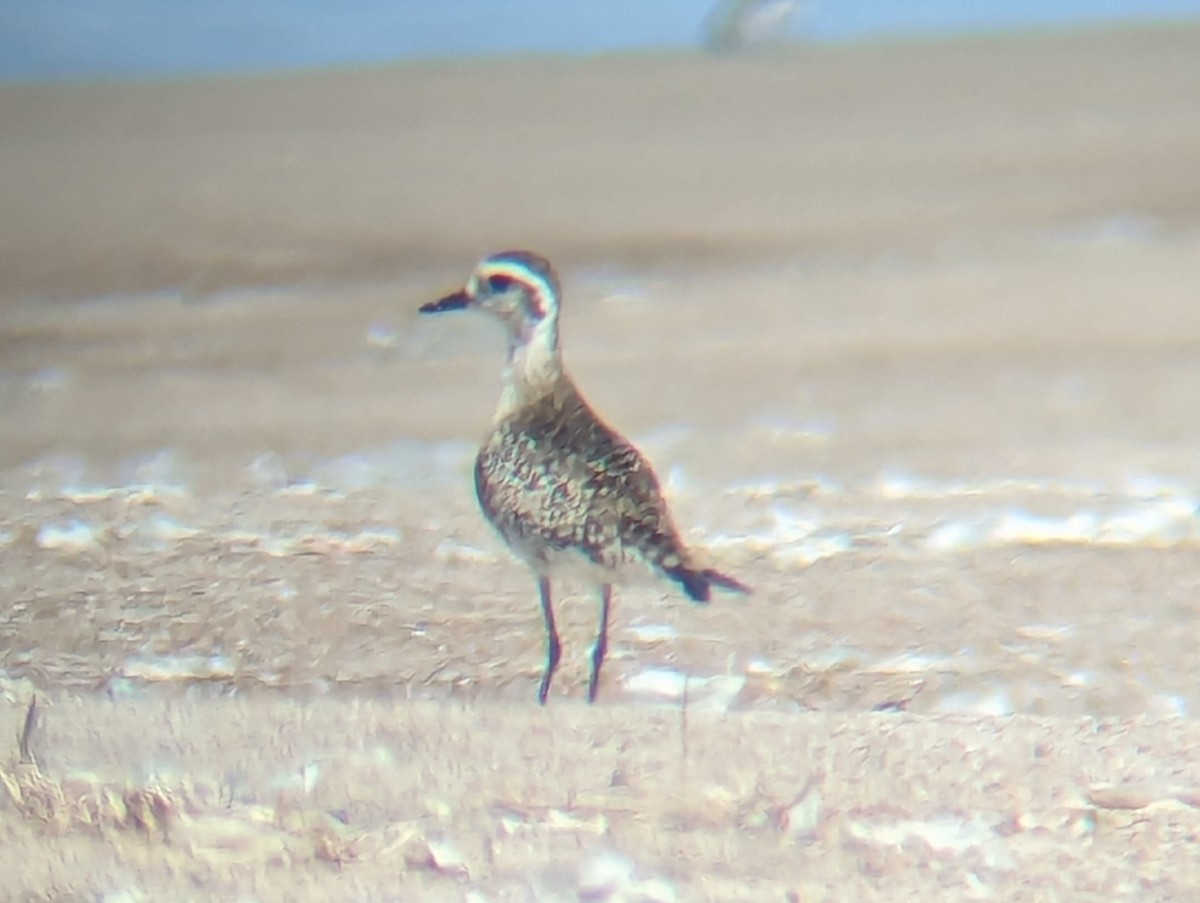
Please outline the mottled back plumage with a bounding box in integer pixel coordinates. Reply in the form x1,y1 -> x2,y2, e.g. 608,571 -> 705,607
420,250 -> 749,703
474,379 -> 688,581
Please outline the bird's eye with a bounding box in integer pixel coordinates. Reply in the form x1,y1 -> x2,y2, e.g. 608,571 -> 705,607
486,275 -> 515,293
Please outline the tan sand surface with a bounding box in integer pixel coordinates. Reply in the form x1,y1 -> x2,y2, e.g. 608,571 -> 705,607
2,22 -> 1200,901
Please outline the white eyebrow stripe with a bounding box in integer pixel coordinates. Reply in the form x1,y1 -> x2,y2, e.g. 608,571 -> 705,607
483,260 -> 557,317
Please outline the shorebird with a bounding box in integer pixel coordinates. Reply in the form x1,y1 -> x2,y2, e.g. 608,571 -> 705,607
702,0 -> 807,52
420,251 -> 749,703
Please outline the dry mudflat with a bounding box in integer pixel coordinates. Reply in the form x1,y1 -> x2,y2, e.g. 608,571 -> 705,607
2,23 -> 1200,901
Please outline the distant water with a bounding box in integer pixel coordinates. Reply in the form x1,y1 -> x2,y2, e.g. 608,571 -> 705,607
2,0 -> 1200,82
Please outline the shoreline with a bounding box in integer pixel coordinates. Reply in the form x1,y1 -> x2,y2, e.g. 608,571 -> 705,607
1,22 -> 1198,302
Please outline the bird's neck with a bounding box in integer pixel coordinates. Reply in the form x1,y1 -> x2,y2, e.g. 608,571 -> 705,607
496,322 -> 565,419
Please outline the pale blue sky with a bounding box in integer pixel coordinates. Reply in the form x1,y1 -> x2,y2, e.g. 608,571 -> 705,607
2,0 -> 1198,81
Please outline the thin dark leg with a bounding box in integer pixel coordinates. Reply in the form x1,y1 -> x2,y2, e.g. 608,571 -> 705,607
537,577 -> 561,705
588,583 -> 612,704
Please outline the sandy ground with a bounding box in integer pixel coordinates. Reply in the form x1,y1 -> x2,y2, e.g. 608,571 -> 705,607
3,22 -> 1200,902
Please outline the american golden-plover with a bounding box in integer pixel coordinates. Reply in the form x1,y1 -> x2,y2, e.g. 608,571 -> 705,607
420,250 -> 749,703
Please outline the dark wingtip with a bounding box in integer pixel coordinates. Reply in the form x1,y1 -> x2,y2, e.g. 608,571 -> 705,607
419,289 -> 470,314
664,565 -> 751,603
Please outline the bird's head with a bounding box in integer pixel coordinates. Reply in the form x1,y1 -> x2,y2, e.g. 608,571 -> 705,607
421,250 -> 561,351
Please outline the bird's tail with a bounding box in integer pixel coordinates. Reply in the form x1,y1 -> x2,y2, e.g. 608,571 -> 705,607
663,563 -> 751,604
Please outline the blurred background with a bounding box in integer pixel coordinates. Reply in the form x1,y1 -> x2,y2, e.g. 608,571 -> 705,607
3,0 -> 1200,80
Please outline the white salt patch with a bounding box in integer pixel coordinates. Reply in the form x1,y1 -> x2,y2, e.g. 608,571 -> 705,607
1099,503 -> 1196,544
22,452 -> 89,498
765,503 -> 817,542
29,367 -> 72,391
577,849 -> 635,899
702,501 -> 834,560
434,539 -> 496,563
364,321 -> 399,348
630,876 -> 678,903
804,643 -> 866,671
253,527 -> 400,557
624,668 -> 688,700
750,413 -> 836,443
278,480 -> 322,496
847,814 -> 1009,863
354,527 -> 402,546
259,536 -> 296,557
143,514 -> 199,543
59,482 -> 189,504
430,439 -> 477,474
59,485 -> 130,503
689,675 -> 746,711
869,651 -> 951,674
728,474 -> 843,497
634,424 -> 695,458
991,509 -> 1098,544
118,449 -> 190,491
924,520 -> 982,553
575,845 -> 679,900
1123,473 -> 1193,500
222,528 -> 265,547
664,463 -> 688,494
1149,694 -> 1188,717
985,503 -> 1198,547
305,439 -> 475,492
931,689 -> 1014,717
1015,623 -> 1075,642
122,654 -> 237,682
703,531 -> 745,550
745,657 -> 776,676
775,533 -> 853,566
425,838 -> 469,877
627,622 -> 678,644
96,889 -> 148,903
809,474 -> 842,495
732,514 -> 818,556
313,453 -> 381,492
875,470 -> 927,499
245,452 -> 291,490
877,471 -> 1106,501
300,761 -> 321,794
270,760 -> 323,795
923,497 -> 1199,552
36,520 -> 98,551
781,786 -> 824,842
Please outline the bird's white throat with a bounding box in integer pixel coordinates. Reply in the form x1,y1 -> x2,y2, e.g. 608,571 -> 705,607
497,318 -> 563,418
